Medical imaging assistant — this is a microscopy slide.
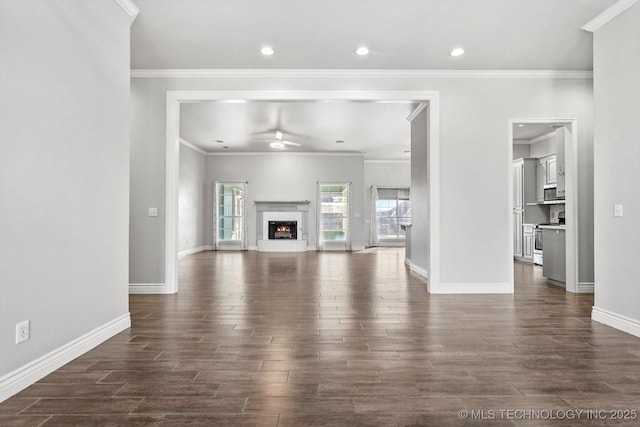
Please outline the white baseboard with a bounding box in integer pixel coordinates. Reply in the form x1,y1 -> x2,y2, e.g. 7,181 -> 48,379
430,282 -> 513,294
178,245 -> 211,258
592,306 -> 640,338
129,283 -> 175,294
407,260 -> 429,280
0,313 -> 130,403
577,282 -> 595,293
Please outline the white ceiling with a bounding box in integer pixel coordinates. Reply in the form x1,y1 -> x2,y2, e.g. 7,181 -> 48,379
131,0 -> 614,70
180,101 -> 417,159
132,0 -> 614,159
513,123 -> 565,142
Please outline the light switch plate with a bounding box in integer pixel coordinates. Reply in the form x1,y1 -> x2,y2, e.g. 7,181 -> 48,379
613,203 -> 623,217
148,207 -> 158,217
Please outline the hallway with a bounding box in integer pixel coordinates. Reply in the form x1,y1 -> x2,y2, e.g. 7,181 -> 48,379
2,250 -> 640,426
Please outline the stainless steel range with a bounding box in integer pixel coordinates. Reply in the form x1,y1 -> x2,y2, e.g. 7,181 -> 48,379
534,226 -> 543,265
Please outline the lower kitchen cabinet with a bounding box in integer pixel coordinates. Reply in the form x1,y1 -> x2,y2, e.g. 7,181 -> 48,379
523,224 -> 534,261
514,211 -> 523,258
542,228 -> 566,284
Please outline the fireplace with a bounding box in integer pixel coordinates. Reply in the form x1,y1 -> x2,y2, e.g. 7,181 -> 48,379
268,221 -> 297,240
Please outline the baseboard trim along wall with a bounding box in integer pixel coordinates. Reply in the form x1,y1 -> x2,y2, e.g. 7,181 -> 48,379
129,283 -> 175,294
577,282 -> 595,293
178,245 -> 212,259
407,261 -> 429,280
0,313 -> 131,403
592,307 -> 640,338
430,282 -> 513,294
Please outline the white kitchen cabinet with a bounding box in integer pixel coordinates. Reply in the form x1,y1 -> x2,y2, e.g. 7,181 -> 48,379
555,127 -> 567,198
546,156 -> 557,185
523,224 -> 534,260
536,160 -> 546,202
513,159 -> 546,260
513,159 -> 523,210
536,154 -> 558,201
514,211 -> 523,258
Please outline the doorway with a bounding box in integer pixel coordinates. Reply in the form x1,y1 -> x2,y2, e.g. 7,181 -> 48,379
509,119 -> 580,293
163,90 -> 439,294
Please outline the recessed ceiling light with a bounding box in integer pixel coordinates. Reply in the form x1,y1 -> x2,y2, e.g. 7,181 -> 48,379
270,141 -> 285,149
518,124 -> 525,128
450,48 -> 465,57
336,140 -> 344,144
223,146 -> 229,149
216,140 -> 224,143
261,46 -> 274,56
355,46 -> 370,56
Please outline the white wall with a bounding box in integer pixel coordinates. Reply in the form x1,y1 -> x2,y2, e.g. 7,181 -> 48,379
130,74 -> 595,292
204,154 -> 365,250
0,0 -> 131,400
179,143 -> 207,254
410,107 -> 430,277
364,161 -> 411,246
592,3 -> 640,335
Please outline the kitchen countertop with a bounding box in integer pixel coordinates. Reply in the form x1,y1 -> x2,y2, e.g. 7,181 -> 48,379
537,224 -> 566,230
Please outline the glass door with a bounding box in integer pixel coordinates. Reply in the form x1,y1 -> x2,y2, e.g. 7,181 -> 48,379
318,182 -> 351,250
215,182 -> 246,249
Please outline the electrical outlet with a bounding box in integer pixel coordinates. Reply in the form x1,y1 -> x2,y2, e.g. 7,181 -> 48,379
16,320 -> 30,344
148,207 -> 158,217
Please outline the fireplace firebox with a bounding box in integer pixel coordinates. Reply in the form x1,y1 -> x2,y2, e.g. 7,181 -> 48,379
268,221 -> 297,240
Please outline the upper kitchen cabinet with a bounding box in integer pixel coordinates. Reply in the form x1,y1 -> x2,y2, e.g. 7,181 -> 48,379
546,156 -> 557,185
555,127 -> 568,198
536,154 -> 557,202
513,159 -> 538,210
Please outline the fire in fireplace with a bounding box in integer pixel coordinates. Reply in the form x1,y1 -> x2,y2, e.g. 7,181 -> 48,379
268,221 -> 298,240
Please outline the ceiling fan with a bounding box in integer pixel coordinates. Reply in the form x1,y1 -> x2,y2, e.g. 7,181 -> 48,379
262,130 -> 302,149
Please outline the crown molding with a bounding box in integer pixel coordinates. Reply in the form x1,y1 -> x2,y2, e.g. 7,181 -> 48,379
406,103 -> 427,122
582,0 -> 639,32
179,138 -> 208,155
528,130 -> 557,145
206,151 -> 363,157
114,0 -> 139,25
131,69 -> 593,80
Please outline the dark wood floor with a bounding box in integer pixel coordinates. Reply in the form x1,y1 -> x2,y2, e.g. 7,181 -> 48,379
2,249 -> 640,426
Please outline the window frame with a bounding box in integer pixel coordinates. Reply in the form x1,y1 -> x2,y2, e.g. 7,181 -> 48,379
375,187 -> 411,242
215,181 -> 247,248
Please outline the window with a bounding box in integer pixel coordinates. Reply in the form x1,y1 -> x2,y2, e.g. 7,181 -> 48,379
319,183 -> 349,242
376,188 -> 411,240
216,182 -> 245,242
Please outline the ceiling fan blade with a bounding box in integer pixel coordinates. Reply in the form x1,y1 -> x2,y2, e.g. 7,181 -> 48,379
282,140 -> 301,147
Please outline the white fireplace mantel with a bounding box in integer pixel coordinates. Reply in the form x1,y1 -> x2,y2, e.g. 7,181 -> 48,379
255,201 -> 311,252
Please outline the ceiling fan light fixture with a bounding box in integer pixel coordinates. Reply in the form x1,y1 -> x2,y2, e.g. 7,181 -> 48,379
270,141 -> 285,149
